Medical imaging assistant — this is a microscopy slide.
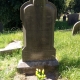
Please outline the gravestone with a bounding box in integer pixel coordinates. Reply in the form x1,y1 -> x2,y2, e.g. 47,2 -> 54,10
0,22 -> 3,33
63,14 -> 66,21
72,21 -> 80,35
17,0 -> 58,74
67,13 -> 79,25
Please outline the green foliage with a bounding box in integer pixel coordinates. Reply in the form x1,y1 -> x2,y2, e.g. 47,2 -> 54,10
55,21 -> 73,30
1,0 -> 79,30
68,0 -> 80,13
36,69 -> 46,80
73,0 -> 80,12
0,0 -> 28,30
65,0 -> 72,7
0,0 -> 68,30
68,0 -> 75,9
49,0 -> 66,17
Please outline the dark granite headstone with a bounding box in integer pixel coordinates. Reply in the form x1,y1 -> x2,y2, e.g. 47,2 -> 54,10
17,0 -> 58,74
63,14 -> 66,21
67,13 -> 79,25
0,22 -> 3,33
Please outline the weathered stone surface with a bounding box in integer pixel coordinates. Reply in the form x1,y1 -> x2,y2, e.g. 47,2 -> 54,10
67,13 -> 79,25
17,0 -> 58,74
17,59 -> 58,74
21,0 -> 57,61
72,21 -> 80,35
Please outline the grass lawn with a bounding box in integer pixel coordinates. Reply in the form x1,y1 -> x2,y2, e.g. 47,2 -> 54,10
55,30 -> 80,80
0,30 -> 80,80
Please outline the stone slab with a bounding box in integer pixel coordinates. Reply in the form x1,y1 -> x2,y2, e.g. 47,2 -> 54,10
0,41 -> 22,54
17,59 -> 59,74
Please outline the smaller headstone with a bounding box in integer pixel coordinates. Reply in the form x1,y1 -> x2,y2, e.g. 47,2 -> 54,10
0,22 -> 3,33
67,13 -> 79,25
72,21 -> 80,35
63,14 -> 66,21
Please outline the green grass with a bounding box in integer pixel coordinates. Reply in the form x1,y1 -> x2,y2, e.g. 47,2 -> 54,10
55,30 -> 80,80
0,30 -> 80,80
0,31 -> 23,48
0,50 -> 22,80
0,31 -> 22,80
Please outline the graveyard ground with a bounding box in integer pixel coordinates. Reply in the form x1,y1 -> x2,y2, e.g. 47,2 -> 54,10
0,30 -> 80,80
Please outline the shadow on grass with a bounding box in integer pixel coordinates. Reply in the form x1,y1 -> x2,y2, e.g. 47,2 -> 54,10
59,56 -> 80,73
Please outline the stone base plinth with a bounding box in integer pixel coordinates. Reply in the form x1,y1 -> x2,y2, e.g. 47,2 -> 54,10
17,59 -> 59,74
